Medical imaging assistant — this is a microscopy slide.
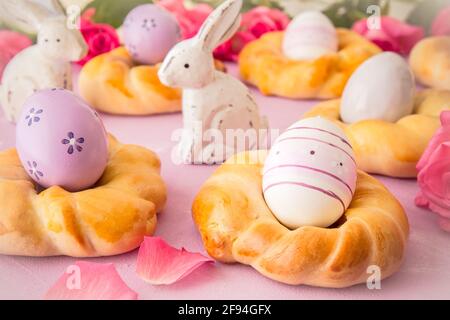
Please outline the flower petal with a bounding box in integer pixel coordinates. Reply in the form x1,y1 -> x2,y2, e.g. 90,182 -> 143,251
45,261 -> 138,300
136,237 -> 213,285
68,132 -> 74,139
68,145 -> 74,154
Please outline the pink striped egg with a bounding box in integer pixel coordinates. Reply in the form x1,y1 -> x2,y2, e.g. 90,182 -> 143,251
282,11 -> 338,61
262,117 -> 357,229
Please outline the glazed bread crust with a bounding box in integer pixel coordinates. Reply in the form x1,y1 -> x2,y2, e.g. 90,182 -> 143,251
0,135 -> 166,257
192,151 -> 409,288
304,90 -> 450,177
238,29 -> 381,99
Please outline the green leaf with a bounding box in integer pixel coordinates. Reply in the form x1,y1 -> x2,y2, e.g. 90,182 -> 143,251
323,0 -> 390,28
406,0 -> 449,34
85,0 -> 153,28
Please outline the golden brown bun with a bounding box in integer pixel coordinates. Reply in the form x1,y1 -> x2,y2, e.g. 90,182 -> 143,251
192,151 -> 409,288
304,89 -> 450,177
0,135 -> 166,257
410,36 -> 450,91
238,29 -> 381,99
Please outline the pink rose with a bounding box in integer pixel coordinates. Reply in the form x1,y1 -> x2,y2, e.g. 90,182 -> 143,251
214,6 -> 290,62
157,0 -> 213,39
415,111 -> 450,232
352,16 -> 424,55
214,31 -> 256,62
77,17 -> 120,66
0,30 -> 32,79
432,5 -> 450,36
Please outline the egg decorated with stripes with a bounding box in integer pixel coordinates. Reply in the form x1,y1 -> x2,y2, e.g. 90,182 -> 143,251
262,117 -> 357,229
282,11 -> 338,61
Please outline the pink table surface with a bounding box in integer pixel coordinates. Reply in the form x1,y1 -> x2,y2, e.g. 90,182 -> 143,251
0,64 -> 449,300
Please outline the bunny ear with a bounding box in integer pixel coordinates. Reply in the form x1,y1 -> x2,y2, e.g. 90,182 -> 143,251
196,0 -> 242,52
49,0 -> 67,16
0,0 -> 53,34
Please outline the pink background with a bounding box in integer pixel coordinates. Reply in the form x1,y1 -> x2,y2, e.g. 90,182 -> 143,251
0,65 -> 449,300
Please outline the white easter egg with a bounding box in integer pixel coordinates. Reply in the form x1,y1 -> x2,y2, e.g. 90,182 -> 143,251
262,117 -> 357,229
340,52 -> 415,123
282,11 -> 338,60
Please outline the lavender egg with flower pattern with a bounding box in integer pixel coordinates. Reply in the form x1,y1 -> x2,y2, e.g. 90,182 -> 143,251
16,89 -> 108,192
123,4 -> 181,65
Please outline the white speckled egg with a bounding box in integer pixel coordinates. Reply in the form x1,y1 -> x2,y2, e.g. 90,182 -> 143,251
262,117 -> 357,229
340,52 -> 415,123
282,11 -> 338,60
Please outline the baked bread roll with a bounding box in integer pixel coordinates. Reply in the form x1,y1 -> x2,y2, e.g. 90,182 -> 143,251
0,135 -> 166,257
238,29 -> 381,99
304,89 -> 450,177
410,36 -> 450,91
192,151 -> 409,288
78,47 -> 181,116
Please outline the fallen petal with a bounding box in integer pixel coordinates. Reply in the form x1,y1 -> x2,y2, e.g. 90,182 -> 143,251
45,261 -> 138,300
136,237 -> 213,285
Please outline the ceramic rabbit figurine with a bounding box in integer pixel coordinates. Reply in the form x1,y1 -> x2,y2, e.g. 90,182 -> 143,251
0,0 -> 88,123
158,0 -> 269,165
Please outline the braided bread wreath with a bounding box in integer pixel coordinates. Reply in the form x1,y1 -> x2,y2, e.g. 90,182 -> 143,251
303,89 -> 450,178
0,135 -> 166,257
238,29 -> 381,99
79,47 -> 226,116
192,151 -> 409,288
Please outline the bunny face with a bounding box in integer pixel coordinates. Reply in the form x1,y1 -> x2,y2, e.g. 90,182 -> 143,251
158,39 -> 215,89
37,17 -> 88,62
158,0 -> 243,89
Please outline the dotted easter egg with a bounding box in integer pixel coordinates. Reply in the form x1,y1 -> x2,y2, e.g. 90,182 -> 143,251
123,4 -> 181,65
282,11 -> 338,60
262,117 -> 357,229
16,89 -> 108,192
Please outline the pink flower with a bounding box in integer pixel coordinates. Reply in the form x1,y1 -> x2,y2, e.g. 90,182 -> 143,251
431,5 -> 450,36
157,0 -> 213,39
415,111 -> 450,232
214,6 -> 290,62
0,30 -> 32,79
352,16 -> 424,55
76,17 -> 120,66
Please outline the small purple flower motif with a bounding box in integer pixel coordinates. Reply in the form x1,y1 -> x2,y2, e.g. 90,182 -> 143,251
61,132 -> 85,154
25,108 -> 43,126
27,161 -> 44,181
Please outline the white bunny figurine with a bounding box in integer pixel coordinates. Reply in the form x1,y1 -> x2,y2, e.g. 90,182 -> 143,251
0,0 -> 88,123
158,0 -> 269,165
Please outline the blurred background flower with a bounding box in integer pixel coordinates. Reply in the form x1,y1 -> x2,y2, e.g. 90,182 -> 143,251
416,111 -> 450,232
214,6 -> 290,61
76,11 -> 120,65
157,0 -> 213,39
353,16 -> 424,55
431,5 -> 450,36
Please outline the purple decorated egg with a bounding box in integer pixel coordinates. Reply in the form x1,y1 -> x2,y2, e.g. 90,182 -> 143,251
16,89 -> 109,192
123,4 -> 181,65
